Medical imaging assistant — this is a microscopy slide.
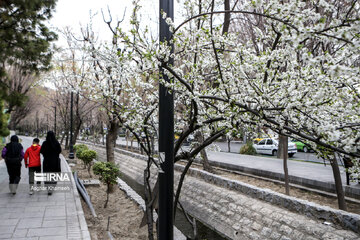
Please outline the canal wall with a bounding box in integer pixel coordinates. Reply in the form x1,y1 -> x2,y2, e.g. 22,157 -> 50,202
85,143 -> 360,240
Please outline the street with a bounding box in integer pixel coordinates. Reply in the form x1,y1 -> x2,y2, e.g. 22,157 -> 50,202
213,141 -> 326,164
115,137 -> 358,187
117,138 -> 327,165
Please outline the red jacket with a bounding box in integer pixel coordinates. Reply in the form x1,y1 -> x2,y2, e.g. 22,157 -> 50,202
24,144 -> 41,167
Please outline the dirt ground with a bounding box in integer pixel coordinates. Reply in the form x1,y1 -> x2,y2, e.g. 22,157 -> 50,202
183,162 -> 360,214
71,161 -> 150,240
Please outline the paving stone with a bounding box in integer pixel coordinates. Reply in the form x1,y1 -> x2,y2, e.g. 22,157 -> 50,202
240,217 -> 252,226
270,231 -> 281,240
251,212 -> 263,221
290,229 -> 305,240
262,217 -> 273,227
249,231 -> 261,240
44,208 -> 67,217
280,236 -> 292,240
42,219 -> 66,227
12,228 -> 28,238
279,225 -> 293,235
24,206 -> 46,213
304,237 -> 319,240
251,222 -> 262,231
17,218 -> 43,228
11,238 -> 38,240
232,223 -> 241,230
27,226 -> 66,237
0,218 -> 19,226
0,207 -> 24,213
9,211 -> 44,219
333,230 -> 359,239
39,236 -> 67,240
260,227 -> 272,236
0,234 -> 13,239
280,215 -> 294,225
321,232 -> 344,240
0,225 -> 15,234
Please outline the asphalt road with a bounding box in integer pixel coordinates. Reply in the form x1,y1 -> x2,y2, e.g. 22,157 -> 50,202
213,141 -> 326,164
116,137 -> 357,186
117,138 -> 328,165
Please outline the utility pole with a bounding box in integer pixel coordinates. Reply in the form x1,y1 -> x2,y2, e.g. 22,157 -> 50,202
36,111 -> 39,138
54,106 -> 57,136
69,92 -> 74,159
158,0 -> 174,239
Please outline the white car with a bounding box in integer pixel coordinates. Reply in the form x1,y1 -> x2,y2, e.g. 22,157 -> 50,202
254,138 -> 297,157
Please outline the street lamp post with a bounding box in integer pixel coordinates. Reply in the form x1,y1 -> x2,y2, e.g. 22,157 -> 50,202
158,0 -> 174,239
54,106 -> 57,136
69,92 -> 74,159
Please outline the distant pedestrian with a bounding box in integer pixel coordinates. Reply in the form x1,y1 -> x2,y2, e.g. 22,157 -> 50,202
24,138 -> 41,195
40,131 -> 61,195
1,135 -> 24,195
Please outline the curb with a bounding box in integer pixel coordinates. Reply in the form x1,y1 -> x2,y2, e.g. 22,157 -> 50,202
200,159 -> 360,200
61,155 -> 91,239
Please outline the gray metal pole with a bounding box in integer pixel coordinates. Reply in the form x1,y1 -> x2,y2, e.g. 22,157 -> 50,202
69,92 -> 74,159
158,0 -> 174,239
54,106 -> 57,136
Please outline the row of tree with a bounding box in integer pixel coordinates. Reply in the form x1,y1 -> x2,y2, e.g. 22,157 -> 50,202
0,0 -> 58,136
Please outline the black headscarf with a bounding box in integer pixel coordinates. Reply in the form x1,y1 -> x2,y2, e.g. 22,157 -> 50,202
5,135 -> 23,158
46,131 -> 60,150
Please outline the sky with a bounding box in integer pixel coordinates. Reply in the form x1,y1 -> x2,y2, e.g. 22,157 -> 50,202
49,0 -> 161,47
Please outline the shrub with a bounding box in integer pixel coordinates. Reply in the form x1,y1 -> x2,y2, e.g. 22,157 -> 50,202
73,144 -> 88,159
93,162 -> 120,208
79,149 -> 97,177
240,142 -> 257,155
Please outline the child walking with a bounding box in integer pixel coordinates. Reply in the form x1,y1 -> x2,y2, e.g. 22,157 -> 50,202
24,138 -> 41,195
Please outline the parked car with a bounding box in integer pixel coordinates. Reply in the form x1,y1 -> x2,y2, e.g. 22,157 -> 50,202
253,137 -> 264,144
254,138 -> 297,157
291,139 -> 312,153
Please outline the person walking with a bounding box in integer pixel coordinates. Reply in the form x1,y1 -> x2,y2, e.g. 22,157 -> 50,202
40,131 -> 61,195
24,138 -> 41,195
1,135 -> 24,195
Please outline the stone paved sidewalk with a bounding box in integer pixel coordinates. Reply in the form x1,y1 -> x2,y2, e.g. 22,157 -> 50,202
0,137 -> 90,240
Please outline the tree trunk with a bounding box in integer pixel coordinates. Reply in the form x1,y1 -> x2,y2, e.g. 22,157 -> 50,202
72,119 -> 82,146
60,132 -> 65,146
222,0 -> 231,35
195,131 -> 214,173
277,134 -> 285,158
151,136 -> 155,153
104,184 -> 110,208
73,93 -> 81,146
87,164 -> 92,178
126,130 -> 129,150
227,136 -> 231,152
143,168 -> 154,240
106,119 -> 119,193
330,154 -> 347,211
65,131 -> 69,150
282,135 -> 290,195
106,120 -> 119,163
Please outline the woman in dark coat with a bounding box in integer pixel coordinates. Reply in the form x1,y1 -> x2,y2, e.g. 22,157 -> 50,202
1,135 -> 24,194
40,131 -> 61,195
